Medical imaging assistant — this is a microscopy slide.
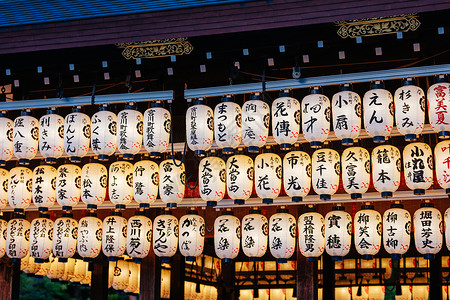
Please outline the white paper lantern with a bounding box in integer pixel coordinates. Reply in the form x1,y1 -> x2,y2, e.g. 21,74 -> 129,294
144,103 -> 171,158
341,147 -> 371,199
311,149 -> 340,200
269,209 -> 296,263
242,210 -> 268,261
394,80 -> 426,141
283,151 -> 311,202
324,207 -> 352,260
226,155 -> 253,205
332,85 -> 362,146
13,110 -> 39,164
413,203 -> 443,259
77,213 -> 103,262
126,213 -> 152,262
371,145 -> 401,198
64,107 -> 90,162
403,142 -> 433,195
0,114 -> 13,166
159,159 -> 185,208
271,93 -> 301,150
81,163 -> 107,210
0,219 -> 6,258
186,100 -> 214,157
133,160 -> 159,208
47,256 -> 64,280
117,103 -> 144,160
242,94 -> 270,153
56,164 -> 81,211
214,212 -> 240,263
112,259 -> 129,291
214,97 -> 242,154
444,207 -> 450,252
71,259 -> 88,283
60,257 -> 76,282
298,210 -> 325,261
363,83 -> 394,143
0,169 -> 9,210
436,140 -> 450,195
108,161 -> 133,209
161,268 -> 171,299
179,211 -> 205,261
32,165 -> 56,211
35,256 -> 51,277
354,205 -> 382,260
102,213 -> 127,260
301,87 -> 331,148
428,76 -> 450,139
29,216 -> 54,263
124,262 -> 140,294
81,264 -> 92,286
52,215 -> 78,262
6,217 -> 30,262
254,153 -> 282,204
152,212 -> 178,262
8,166 -> 33,211
383,204 -> 411,259
90,105 -> 117,161
199,157 -> 226,207
39,109 -> 64,163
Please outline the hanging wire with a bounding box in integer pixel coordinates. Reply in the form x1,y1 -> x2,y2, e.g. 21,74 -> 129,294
204,209 -> 218,233
186,173 -> 199,191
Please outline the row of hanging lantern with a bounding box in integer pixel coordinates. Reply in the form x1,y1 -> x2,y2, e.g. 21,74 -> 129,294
0,140 -> 448,213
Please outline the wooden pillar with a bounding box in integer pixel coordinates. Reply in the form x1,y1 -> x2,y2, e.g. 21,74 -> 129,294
322,253 -> 335,300
10,260 -> 20,299
90,253 -> 109,300
220,261 -> 236,300
429,254 -> 442,300
140,249 -> 160,300
296,253 -> 317,300
169,253 -> 185,300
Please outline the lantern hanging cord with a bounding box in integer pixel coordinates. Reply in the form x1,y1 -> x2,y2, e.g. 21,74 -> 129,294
169,101 -> 188,167
185,174 -> 198,190
204,209 -> 218,233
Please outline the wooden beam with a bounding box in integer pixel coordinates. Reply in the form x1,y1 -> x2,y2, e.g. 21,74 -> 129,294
296,253 -> 317,300
90,253 -> 109,300
10,260 -> 20,299
169,253 -> 185,299
219,261 -> 236,300
322,253 -> 335,300
429,253 -> 442,300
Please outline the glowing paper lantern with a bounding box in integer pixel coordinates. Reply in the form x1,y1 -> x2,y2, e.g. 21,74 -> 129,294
109,161 -> 133,209
52,214 -> 78,262
35,257 -> 51,277
159,159 -> 185,208
117,103 -> 144,160
0,219 -> 6,258
133,160 -> 159,208
124,262 -> 140,294
311,149 -> 340,200
226,155 -> 253,205
144,103 -> 171,158
56,164 -> 81,211
428,76 -> 450,139
444,207 -> 450,252
32,165 -> 57,211
71,259 -> 87,284
435,140 -> 450,195
371,145 -> 401,198
199,157 -> 226,207
126,212 -> 152,263
403,142 -> 433,195
112,259 -> 129,291
394,79 -> 426,141
254,153 -> 282,204
242,209 -> 268,261
0,114 -> 13,166
324,206 -> 352,261
186,100 -> 214,157
0,169 -> 9,210
60,257 -> 76,282
39,109 -> 64,163
153,212 -> 178,262
179,211 -> 205,261
298,210 -> 325,261
8,167 -> 33,212
413,202 -> 443,259
341,147 -> 371,199
81,163 -> 108,210
64,107 -> 90,163
214,96 -> 242,154
283,151 -> 311,202
271,92 -> 301,150
332,84 -> 362,146
6,217 -> 30,262
269,209 -> 296,263
90,105 -> 117,161
77,213 -> 103,262
102,213 -> 127,260
354,205 -> 382,260
242,94 -> 270,153
383,203 -> 411,259
29,215 -> 54,263
13,110 -> 39,165
363,82 -> 394,143
301,87 -> 331,148
214,211 -> 240,263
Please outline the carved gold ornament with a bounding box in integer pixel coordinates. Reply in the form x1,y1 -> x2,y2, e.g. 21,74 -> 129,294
116,38 -> 194,59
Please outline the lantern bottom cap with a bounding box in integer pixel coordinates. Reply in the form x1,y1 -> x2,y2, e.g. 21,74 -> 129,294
207,201 -> 217,207
351,193 -> 362,199
123,154 -> 134,160
320,194 -> 331,200
249,257 -> 259,262
234,199 -> 245,205
62,206 -> 73,212
34,275 -> 43,279
70,156 -> 81,163
439,131 -> 450,139
45,157 -> 57,164
160,257 -> 172,263
262,198 -> 273,204
0,160 -> 5,166
292,196 -> 302,202
87,204 -> 98,210
150,152 -> 161,158
10,258 -> 21,263
83,258 -> 93,263
362,254 -> 373,260
391,254 -> 402,260
342,138 -> 354,146
51,279 -> 59,282
424,254 -> 435,260
194,150 -> 206,157
166,203 -> 177,208
405,134 -> 417,141
310,141 -> 322,148
280,143 -> 292,151
38,207 -> 48,212
222,258 -> 232,264
139,203 -> 150,208
446,188 -> 450,195
26,274 -> 34,278
58,258 -> 68,263
381,191 -> 393,198
247,146 -> 260,153
414,189 -> 425,195
13,208 -> 24,213
98,154 -> 109,161
108,257 -> 119,261
276,258 -> 288,264
132,258 -> 142,264
34,258 -> 44,264
115,204 -> 126,210
373,136 -> 386,143
332,256 -> 343,261
186,256 -> 196,262
222,147 -> 234,155
18,158 -> 30,165
307,257 -> 318,262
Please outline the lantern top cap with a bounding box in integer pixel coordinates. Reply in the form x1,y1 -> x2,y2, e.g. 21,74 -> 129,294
310,86 -> 321,94
340,83 -> 352,91
125,102 -> 137,109
278,90 -> 291,97
332,205 -> 345,211
187,209 -> 198,215
222,210 -> 234,216
151,101 -> 163,108
420,202 -> 434,208
361,204 -> 374,210
62,212 -> 74,218
222,95 -> 233,102
435,74 -> 448,83
276,208 -> 289,213
250,93 -> 260,100
0,110 -> 5,117
249,209 -> 261,214
72,106 -> 82,113
390,203 -> 404,209
111,211 -> 122,216
193,98 -> 205,105
162,209 -> 173,215
85,212 -> 97,217
21,109 -> 32,116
